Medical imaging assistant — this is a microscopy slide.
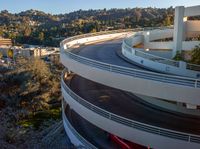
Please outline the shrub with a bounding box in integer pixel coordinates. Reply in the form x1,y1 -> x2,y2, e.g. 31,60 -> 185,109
173,51 -> 184,61
191,44 -> 200,65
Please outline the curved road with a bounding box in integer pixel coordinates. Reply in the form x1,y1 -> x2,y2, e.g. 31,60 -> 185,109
67,39 -> 200,135
66,108 -> 120,149
72,39 -> 142,69
69,75 -> 200,135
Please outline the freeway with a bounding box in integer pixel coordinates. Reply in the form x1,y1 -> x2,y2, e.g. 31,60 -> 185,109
68,39 -> 200,135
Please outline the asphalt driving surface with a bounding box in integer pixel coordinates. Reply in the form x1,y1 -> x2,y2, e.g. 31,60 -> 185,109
69,39 -> 200,135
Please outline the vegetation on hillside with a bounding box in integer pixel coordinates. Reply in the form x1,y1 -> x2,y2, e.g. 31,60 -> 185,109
0,56 -> 65,148
0,8 -> 174,46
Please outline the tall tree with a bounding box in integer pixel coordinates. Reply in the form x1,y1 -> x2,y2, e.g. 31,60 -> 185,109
24,26 -> 32,36
38,32 -> 44,41
163,15 -> 172,26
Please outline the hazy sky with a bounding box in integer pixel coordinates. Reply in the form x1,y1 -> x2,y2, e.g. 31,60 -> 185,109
0,0 -> 200,14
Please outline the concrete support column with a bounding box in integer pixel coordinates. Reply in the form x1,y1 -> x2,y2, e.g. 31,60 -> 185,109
143,31 -> 150,49
173,6 -> 185,57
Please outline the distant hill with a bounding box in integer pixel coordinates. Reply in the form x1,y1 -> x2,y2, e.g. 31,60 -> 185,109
0,7 -> 175,46
0,7 -> 175,25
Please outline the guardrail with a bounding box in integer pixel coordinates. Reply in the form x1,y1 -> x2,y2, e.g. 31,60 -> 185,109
60,30 -> 200,88
123,32 -> 200,72
135,50 -> 179,66
61,77 -> 200,144
187,63 -> 200,72
123,40 -> 180,67
61,29 -> 142,46
61,27 -> 174,46
62,48 -> 200,88
62,107 -> 97,149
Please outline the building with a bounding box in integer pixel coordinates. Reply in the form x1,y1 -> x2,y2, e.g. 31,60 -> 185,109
0,38 -> 12,47
0,46 -> 59,61
60,5 -> 200,149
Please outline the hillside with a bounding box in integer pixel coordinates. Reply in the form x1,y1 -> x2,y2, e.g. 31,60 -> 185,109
0,56 -> 74,148
0,7 -> 174,46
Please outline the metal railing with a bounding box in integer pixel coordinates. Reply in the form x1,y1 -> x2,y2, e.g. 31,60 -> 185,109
62,108 -> 97,149
123,33 -> 200,72
123,40 -> 180,67
187,63 -> 200,72
62,48 -> 200,88
61,77 -> 200,144
60,30 -> 200,88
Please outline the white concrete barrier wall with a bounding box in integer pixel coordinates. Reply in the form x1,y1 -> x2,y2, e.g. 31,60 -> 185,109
187,32 -> 200,38
147,29 -> 173,41
60,52 -> 200,105
60,30 -> 200,102
122,44 -> 200,78
142,27 -> 200,50
184,5 -> 200,17
144,41 -> 173,50
63,114 -> 85,147
130,34 -> 143,46
186,21 -> 200,32
183,41 -> 200,51
62,101 -> 96,149
144,41 -> 200,51
66,32 -> 130,48
124,33 -> 200,78
62,85 -> 200,149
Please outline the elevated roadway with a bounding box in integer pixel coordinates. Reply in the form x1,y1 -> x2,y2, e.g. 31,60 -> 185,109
71,38 -> 142,69
69,75 -> 200,135
66,37 -> 200,135
61,30 -> 200,149
61,36 -> 200,105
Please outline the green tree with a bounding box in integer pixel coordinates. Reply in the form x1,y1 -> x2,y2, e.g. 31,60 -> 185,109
163,15 -> 172,26
0,52 -> 3,59
0,29 -> 3,37
191,45 -> 200,65
135,10 -> 141,22
173,51 -> 184,61
95,21 -> 100,32
24,26 -> 32,36
38,32 -> 44,41
28,58 -> 51,84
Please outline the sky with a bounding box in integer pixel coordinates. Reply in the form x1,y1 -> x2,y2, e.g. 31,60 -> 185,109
0,0 -> 200,14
